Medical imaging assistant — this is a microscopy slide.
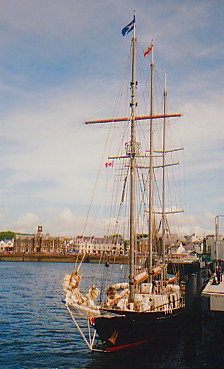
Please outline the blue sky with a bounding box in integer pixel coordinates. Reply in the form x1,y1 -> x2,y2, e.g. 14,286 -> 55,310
0,0 -> 224,237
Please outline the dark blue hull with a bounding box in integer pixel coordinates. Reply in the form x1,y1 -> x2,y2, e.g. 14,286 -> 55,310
91,307 -> 185,351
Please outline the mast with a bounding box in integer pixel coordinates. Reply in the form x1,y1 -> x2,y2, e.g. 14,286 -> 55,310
129,21 -> 137,302
162,73 -> 167,280
148,42 -> 155,283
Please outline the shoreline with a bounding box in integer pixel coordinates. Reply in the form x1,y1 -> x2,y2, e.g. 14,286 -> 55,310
0,253 -> 129,264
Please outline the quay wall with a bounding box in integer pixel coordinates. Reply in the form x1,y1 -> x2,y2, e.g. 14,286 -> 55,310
0,253 -> 129,264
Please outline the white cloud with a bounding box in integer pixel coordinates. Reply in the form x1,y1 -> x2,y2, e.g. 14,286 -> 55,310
170,211 -> 216,237
15,212 -> 40,232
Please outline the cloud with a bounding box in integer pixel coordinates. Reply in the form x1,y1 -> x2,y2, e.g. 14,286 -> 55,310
15,212 -> 40,232
170,211 -> 216,237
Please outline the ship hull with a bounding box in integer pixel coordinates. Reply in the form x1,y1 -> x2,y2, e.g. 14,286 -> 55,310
91,307 -> 185,351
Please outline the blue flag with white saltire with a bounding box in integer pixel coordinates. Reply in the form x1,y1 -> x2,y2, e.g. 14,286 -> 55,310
121,15 -> 135,36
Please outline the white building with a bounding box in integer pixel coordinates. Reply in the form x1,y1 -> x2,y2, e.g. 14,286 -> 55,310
73,236 -> 125,255
0,239 -> 14,253
205,234 -> 224,260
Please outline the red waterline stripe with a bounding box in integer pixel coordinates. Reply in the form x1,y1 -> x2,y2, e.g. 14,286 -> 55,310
105,340 -> 148,352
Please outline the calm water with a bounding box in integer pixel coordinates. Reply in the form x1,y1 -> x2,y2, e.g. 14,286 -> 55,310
0,262 -> 223,369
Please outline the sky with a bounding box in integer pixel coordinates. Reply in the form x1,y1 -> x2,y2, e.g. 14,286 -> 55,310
0,0 -> 224,237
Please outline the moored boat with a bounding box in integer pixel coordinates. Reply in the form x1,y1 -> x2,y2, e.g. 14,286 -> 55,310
63,13 -> 186,352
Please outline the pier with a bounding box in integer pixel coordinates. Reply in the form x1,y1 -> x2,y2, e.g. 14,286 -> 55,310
201,275 -> 224,313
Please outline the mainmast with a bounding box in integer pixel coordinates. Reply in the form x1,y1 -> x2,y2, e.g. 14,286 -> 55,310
128,22 -> 137,302
148,42 -> 155,283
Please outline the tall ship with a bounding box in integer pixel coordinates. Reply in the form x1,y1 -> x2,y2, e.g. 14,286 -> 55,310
62,14 -> 186,352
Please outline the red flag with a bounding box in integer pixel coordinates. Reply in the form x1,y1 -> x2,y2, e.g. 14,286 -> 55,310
105,161 -> 114,168
144,43 -> 153,57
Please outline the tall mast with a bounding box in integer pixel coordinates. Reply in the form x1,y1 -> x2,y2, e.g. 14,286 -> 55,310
148,42 -> 155,283
129,20 -> 137,302
162,73 -> 167,280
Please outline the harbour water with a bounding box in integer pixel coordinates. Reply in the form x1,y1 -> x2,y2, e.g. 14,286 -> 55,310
0,262 -> 223,369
